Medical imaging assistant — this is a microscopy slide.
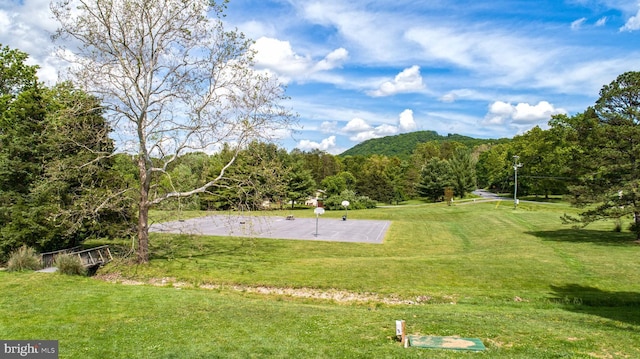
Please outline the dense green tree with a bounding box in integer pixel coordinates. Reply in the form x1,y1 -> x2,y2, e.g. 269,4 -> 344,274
33,83 -> 135,242
210,142 -> 291,210
411,141 -> 441,168
510,126 -> 570,198
341,155 -> 367,179
416,157 -> 453,201
386,158 -> 409,205
339,171 -> 357,191
321,175 -> 347,197
0,85 -> 50,256
0,44 -> 38,99
0,47 -> 133,259
449,147 -> 477,198
439,141 -> 467,160
476,143 -> 511,192
320,171 -> 356,198
400,159 -> 420,200
296,149 -> 342,185
285,160 -> 316,209
357,155 -> 395,203
558,71 -> 640,239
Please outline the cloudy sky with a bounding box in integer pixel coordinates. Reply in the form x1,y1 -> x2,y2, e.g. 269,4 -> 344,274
2,0 -> 640,154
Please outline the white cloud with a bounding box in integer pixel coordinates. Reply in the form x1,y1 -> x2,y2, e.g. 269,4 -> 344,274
439,93 -> 457,103
512,102 -> 561,123
251,37 -> 348,83
620,7 -> 640,31
297,136 -> 337,151
484,101 -> 565,125
349,126 -> 395,142
300,2 -> 403,63
0,11 -> 10,33
571,16 -> 608,30
237,20 -> 277,40
571,17 -> 587,30
343,117 -> 371,132
320,121 -> 339,133
376,124 -> 399,136
313,47 -> 349,71
368,65 -> 424,97
533,57 -> 639,96
0,0 -> 61,83
251,37 -> 311,81
404,25 -> 558,85
484,101 -> 516,125
340,109 -> 416,142
398,109 -> 417,132
439,89 -> 491,103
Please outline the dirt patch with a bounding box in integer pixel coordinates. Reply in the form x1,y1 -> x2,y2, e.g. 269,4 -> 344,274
95,273 -> 436,305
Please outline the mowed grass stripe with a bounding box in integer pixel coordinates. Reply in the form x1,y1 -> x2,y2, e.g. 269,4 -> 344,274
107,203 -> 637,300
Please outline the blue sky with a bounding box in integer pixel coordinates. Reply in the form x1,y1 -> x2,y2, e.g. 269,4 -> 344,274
1,0 -> 639,154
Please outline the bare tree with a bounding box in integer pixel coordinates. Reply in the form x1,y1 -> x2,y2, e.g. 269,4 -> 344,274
51,0 -> 295,262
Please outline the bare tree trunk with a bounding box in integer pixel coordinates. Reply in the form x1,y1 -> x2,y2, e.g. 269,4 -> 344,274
137,204 -> 149,263
137,155 -> 150,263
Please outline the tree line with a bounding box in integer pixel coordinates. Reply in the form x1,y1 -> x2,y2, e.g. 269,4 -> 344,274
3,39 -> 640,261
0,40 -> 486,261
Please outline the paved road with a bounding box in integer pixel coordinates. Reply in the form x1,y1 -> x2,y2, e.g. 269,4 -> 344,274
472,189 -> 508,200
150,214 -> 390,244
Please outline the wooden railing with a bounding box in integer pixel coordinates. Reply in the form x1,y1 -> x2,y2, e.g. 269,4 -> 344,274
72,245 -> 113,267
40,245 -> 113,268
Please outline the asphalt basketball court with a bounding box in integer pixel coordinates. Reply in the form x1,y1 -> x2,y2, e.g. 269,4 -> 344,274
150,214 -> 390,244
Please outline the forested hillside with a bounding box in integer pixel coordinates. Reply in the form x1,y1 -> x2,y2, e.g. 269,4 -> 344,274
339,130 -> 510,158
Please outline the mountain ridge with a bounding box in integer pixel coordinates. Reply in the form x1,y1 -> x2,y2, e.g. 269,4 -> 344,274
339,130 -> 510,158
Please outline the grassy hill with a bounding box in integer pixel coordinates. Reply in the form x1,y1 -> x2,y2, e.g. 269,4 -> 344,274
339,130 -> 510,158
2,202 -> 639,357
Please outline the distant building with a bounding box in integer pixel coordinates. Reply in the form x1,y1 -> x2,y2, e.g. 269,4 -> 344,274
305,189 -> 326,207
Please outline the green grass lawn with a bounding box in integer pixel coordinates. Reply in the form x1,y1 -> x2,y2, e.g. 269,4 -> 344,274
2,200 -> 639,358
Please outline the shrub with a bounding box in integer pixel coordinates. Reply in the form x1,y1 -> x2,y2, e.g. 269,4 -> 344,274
614,219 -> 622,232
54,254 -> 86,276
324,190 -> 377,210
7,245 -> 41,272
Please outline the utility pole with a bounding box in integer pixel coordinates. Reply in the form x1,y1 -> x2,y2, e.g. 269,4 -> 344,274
513,155 -> 523,209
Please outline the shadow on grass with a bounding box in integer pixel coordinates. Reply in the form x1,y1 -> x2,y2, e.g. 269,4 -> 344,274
549,284 -> 640,326
526,229 -> 636,246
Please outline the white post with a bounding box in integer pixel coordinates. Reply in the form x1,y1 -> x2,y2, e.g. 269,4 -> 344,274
395,320 -> 406,346
513,155 -> 522,209
314,207 -> 324,236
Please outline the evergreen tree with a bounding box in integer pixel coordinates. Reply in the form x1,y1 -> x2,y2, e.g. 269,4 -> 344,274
449,147 -> 477,198
286,161 -> 316,209
416,157 -> 453,201
0,46 -> 133,259
558,71 -> 640,239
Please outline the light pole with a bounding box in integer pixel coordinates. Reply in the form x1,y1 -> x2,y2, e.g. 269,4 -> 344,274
513,155 -> 523,209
